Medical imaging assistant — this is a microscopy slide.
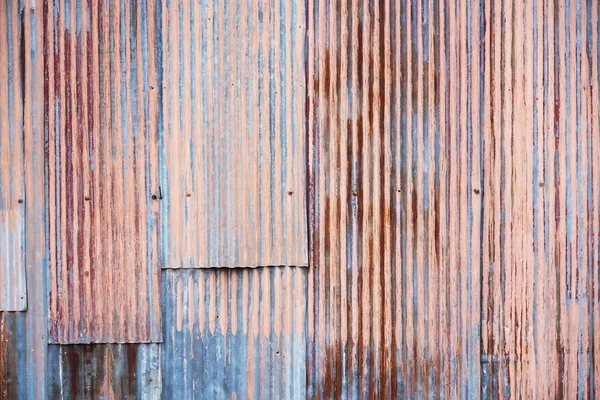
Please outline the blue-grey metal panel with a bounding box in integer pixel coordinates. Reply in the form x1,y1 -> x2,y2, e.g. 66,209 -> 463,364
162,268 -> 307,399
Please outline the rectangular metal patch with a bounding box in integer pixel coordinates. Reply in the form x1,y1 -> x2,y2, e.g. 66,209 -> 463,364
46,0 -> 161,343
0,1 -> 27,312
159,0 -> 308,268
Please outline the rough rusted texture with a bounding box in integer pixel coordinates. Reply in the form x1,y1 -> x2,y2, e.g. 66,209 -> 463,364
45,0 -> 162,343
0,0 -> 27,312
47,344 -> 161,399
161,268 -> 307,398
307,0 -> 600,398
159,0 -> 308,269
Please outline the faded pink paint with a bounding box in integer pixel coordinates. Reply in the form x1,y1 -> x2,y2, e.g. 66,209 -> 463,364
160,0 -> 308,269
0,0 -> 26,312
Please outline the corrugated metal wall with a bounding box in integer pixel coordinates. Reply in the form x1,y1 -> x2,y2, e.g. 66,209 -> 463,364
0,0 -> 599,398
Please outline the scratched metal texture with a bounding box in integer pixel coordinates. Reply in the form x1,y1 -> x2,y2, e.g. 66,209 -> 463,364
44,0 -> 162,343
307,0 -> 600,399
0,0 -> 27,312
159,0 -> 308,269
46,344 -> 162,399
161,267 -> 307,398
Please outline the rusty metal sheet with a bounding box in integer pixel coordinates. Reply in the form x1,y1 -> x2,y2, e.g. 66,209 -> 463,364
45,0 -> 162,344
161,268 -> 307,398
47,344 -> 161,399
159,0 -> 308,269
480,0 -> 600,398
307,0 -> 600,399
0,0 -> 27,312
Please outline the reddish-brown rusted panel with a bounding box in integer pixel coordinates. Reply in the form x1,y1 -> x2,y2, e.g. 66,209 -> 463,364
47,344 -> 161,399
45,0 -> 161,344
0,0 -> 27,312
159,0 -> 308,269
307,0 -> 600,398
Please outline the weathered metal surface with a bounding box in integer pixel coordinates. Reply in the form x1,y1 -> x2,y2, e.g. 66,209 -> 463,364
47,344 -> 161,399
159,0 -> 308,269
1,0 -> 599,397
0,0 -> 27,312
308,0 -> 600,399
161,267 -> 307,398
45,0 -> 162,343
0,313 -> 27,398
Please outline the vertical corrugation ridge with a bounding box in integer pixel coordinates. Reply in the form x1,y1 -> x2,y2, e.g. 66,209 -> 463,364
46,0 -> 161,344
159,0 -> 308,269
0,0 -> 27,312
161,267 -> 307,399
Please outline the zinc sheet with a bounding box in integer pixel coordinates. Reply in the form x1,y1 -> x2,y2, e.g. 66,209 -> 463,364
161,267 -> 307,398
45,0 -> 162,344
307,0 -> 600,398
0,0 -> 27,312
159,0 -> 308,269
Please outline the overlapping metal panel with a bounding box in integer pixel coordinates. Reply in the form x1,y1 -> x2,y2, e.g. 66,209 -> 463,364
47,344 -> 161,399
0,312 -> 27,398
0,0 -> 27,312
307,0 -> 600,398
159,0 -> 308,269
45,0 -> 162,344
161,267 -> 307,398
